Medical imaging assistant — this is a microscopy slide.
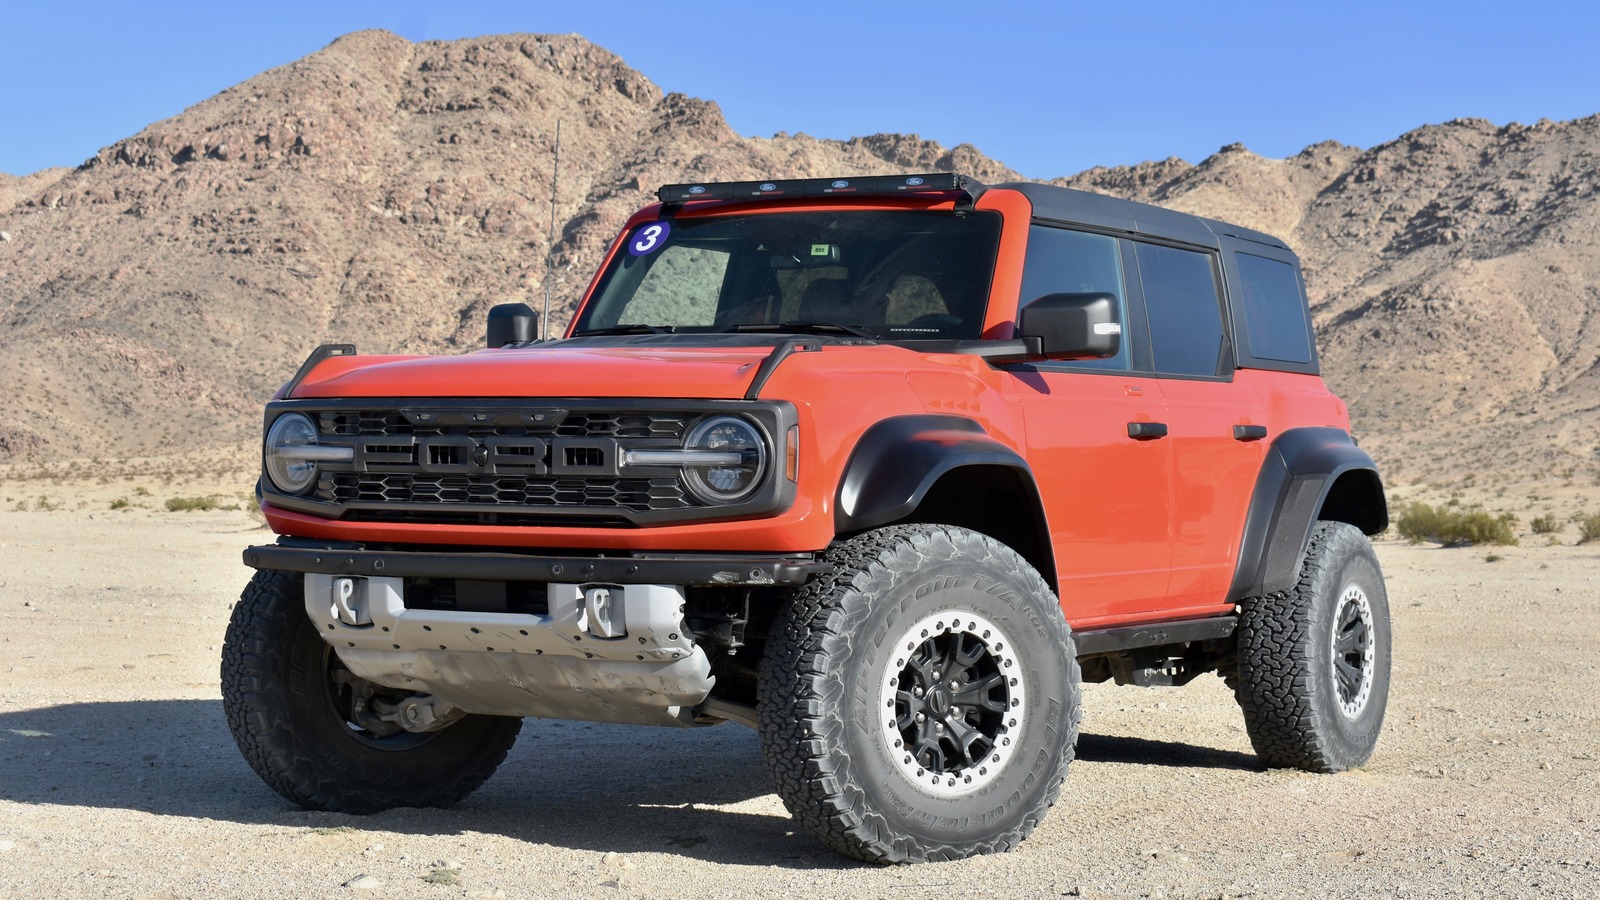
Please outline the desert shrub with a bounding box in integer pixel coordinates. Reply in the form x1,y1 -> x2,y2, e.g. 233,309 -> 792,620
1530,514 -> 1558,535
1579,513 -> 1600,545
109,497 -> 130,510
32,496 -> 61,511
165,495 -> 220,512
1394,502 -> 1518,546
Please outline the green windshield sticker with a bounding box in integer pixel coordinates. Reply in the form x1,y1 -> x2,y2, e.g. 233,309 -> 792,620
810,244 -> 830,256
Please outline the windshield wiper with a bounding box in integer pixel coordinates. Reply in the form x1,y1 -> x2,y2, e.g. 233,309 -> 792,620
570,324 -> 677,336
726,321 -> 878,340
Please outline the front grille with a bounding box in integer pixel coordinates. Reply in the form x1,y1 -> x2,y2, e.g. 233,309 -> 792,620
320,410 -> 691,440
263,398 -> 792,527
305,406 -> 699,518
321,472 -> 689,511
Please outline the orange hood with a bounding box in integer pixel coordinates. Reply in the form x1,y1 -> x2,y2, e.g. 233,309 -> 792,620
289,344 -> 771,400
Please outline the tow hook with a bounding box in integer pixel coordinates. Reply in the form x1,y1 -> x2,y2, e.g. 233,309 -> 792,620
330,576 -> 371,627
582,585 -> 626,639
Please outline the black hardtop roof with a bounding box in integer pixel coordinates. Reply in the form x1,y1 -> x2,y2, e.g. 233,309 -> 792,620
993,180 -> 1289,251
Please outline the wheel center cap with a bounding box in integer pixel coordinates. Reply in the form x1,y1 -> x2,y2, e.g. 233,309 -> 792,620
926,686 -> 954,718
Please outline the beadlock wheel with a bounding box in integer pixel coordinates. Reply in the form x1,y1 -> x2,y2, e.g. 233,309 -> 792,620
1234,521 -> 1391,772
221,569 -> 521,813
758,524 -> 1080,863
878,610 -> 1025,797
1331,583 -> 1376,719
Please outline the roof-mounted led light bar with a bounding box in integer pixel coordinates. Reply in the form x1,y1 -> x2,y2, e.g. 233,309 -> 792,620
657,173 -> 981,205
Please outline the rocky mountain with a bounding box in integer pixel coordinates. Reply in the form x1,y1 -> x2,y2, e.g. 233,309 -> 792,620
1,29 -> 1597,487
1058,120 -> 1600,484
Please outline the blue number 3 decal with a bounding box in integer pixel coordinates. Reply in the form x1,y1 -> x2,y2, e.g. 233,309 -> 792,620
628,221 -> 671,256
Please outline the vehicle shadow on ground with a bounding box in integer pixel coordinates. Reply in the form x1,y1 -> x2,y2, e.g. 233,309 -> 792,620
0,700 -> 835,867
1077,733 -> 1260,771
0,700 -> 1256,867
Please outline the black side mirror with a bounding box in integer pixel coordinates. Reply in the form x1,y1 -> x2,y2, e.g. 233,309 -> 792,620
487,303 -> 539,348
1017,293 -> 1120,360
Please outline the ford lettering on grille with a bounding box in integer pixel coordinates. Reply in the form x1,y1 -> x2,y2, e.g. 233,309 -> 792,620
347,435 -> 619,476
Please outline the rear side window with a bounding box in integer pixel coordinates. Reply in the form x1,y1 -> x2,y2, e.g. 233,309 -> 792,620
1236,253 -> 1313,364
1134,242 -> 1225,377
1019,226 -> 1129,370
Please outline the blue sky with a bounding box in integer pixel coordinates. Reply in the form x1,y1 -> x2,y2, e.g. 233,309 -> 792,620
3,1 -> 1597,179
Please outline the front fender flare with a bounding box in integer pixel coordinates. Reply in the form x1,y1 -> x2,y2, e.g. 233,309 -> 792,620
834,415 -> 1037,535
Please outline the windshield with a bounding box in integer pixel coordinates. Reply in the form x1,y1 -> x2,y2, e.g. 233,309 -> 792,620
573,209 -> 1002,341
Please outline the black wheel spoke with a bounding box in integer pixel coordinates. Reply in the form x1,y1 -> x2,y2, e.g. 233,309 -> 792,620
946,716 -> 991,768
952,673 -> 1007,710
1335,621 -> 1366,654
1335,656 -> 1364,696
953,633 -> 986,669
939,633 -> 964,677
913,724 -> 945,771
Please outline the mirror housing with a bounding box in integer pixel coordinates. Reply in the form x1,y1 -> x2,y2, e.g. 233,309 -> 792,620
1016,292 -> 1120,360
486,303 -> 538,348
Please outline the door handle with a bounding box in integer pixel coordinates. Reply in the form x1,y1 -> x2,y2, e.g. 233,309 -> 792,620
1127,422 -> 1168,440
1233,425 -> 1268,442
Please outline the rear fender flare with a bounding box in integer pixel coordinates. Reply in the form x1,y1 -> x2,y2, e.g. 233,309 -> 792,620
1229,427 -> 1387,601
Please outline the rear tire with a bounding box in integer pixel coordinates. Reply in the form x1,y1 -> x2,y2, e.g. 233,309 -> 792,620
221,569 -> 521,813
758,525 -> 1079,863
1234,521 -> 1390,771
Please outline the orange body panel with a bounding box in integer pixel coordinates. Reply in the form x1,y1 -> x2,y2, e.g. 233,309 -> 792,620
263,186 -> 1355,633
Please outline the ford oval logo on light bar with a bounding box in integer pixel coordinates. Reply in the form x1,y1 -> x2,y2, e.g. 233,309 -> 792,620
906,177 -> 925,186
688,185 -> 706,194
831,180 -> 849,188
760,183 -> 777,191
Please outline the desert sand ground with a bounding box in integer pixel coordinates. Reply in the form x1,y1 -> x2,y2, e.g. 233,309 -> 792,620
1,472 -> 1597,899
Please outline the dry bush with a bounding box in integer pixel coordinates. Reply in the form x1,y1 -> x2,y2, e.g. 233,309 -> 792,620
1395,502 -> 1518,546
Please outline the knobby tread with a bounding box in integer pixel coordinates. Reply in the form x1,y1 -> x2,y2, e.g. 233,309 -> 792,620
221,569 -> 521,813
1234,521 -> 1388,772
757,524 -> 1080,863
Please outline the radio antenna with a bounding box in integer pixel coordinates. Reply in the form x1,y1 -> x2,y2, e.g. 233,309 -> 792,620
543,120 -> 561,341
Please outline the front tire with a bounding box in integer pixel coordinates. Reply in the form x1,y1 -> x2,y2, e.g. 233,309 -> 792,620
221,569 -> 521,813
758,525 -> 1080,863
1234,521 -> 1391,771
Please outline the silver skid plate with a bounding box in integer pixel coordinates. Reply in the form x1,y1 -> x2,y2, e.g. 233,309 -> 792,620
305,574 -> 713,726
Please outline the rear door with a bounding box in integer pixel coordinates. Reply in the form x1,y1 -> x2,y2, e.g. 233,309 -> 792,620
1129,240 -> 1269,615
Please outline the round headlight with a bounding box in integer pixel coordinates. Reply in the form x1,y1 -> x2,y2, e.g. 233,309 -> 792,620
264,413 -> 321,495
682,416 -> 766,504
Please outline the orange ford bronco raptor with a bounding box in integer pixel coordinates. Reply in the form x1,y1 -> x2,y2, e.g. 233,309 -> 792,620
223,173 -> 1390,863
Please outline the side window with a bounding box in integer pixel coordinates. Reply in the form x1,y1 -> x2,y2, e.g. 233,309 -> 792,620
1134,242 -> 1225,377
1018,226 -> 1130,370
1235,252 -> 1313,364
610,245 -> 730,327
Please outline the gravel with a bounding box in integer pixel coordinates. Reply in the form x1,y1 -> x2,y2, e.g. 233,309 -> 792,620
1,491 -> 1596,897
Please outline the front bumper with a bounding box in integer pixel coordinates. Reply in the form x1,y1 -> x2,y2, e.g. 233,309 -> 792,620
248,539 -> 828,727
244,539 -> 828,586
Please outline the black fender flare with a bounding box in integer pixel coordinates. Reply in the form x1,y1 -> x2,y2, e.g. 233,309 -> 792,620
1228,426 -> 1387,601
834,415 -> 1042,535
